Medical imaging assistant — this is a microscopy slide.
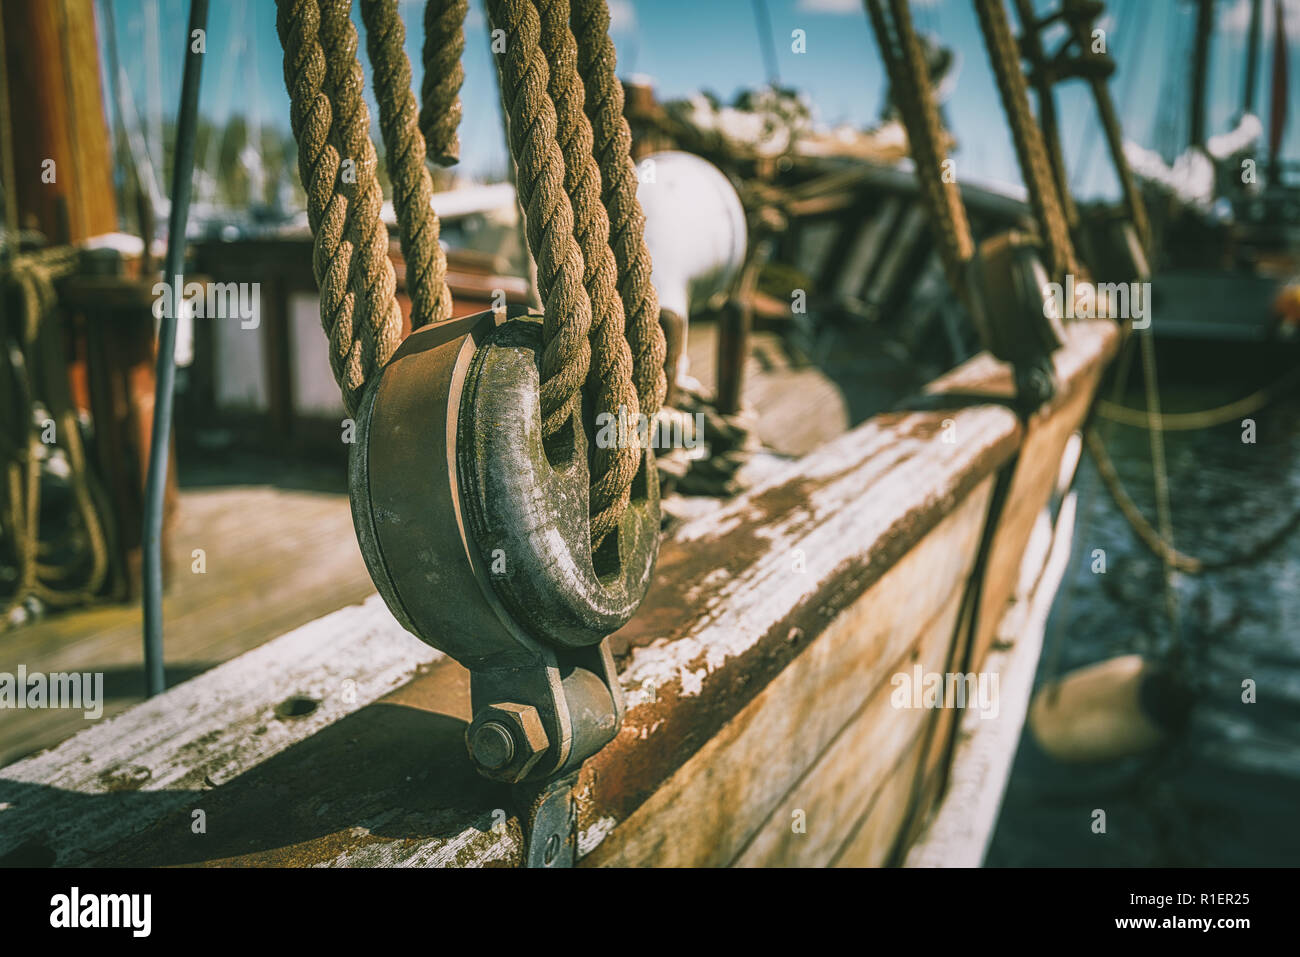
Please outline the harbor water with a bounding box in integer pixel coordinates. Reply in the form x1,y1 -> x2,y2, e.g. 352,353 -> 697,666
988,340 -> 1300,866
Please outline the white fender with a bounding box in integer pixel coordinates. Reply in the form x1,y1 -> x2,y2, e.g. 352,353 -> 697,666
1028,653 -> 1185,763
635,150 -> 747,382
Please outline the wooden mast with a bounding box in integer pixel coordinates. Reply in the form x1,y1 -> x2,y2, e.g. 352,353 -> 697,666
1,0 -> 117,242
2,0 -> 171,603
1188,0 -> 1215,149
1243,0 -> 1264,117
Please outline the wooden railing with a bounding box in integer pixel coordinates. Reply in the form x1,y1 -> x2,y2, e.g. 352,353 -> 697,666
0,319 -> 1118,868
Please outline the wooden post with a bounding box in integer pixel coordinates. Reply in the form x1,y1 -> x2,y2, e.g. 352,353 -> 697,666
1,0 -> 117,241
2,0 -> 170,601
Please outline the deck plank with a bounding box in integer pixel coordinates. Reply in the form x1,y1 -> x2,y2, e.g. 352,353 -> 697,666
0,483 -> 374,766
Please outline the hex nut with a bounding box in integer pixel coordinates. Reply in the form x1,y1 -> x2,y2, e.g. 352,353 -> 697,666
466,702 -> 549,783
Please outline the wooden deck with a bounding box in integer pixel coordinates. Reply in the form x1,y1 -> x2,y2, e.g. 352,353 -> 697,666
0,317 -> 896,767
0,462 -> 374,767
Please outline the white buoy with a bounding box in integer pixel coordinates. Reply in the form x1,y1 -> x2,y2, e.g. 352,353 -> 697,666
1029,653 -> 1189,763
635,150 -> 747,383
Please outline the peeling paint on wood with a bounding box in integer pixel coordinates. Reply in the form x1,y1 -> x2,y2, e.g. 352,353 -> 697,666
0,320 -> 1116,868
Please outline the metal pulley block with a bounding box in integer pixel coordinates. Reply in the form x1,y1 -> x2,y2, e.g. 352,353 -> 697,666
349,305 -> 661,860
965,230 -> 1065,413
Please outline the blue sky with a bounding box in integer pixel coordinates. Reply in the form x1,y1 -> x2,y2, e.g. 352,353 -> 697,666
100,0 -> 1300,201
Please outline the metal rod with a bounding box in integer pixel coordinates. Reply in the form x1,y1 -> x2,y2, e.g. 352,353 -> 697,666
142,0 -> 208,698
752,0 -> 780,86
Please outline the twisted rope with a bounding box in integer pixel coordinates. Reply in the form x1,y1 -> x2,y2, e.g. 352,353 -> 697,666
536,0 -> 640,546
420,0 -> 468,167
277,0 -> 402,416
487,0 -> 592,439
973,0 -> 1076,279
361,0 -> 452,329
570,0 -> 666,421
865,0 -> 974,298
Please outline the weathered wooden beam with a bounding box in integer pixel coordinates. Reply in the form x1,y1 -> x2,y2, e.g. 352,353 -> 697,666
927,319 -> 1118,670
0,320 -> 1114,867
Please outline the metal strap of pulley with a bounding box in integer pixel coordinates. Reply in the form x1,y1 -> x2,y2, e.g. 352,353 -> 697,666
276,0 -> 663,868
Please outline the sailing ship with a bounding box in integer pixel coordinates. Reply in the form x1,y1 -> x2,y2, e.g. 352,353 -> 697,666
0,0 -> 1144,868
1123,0 -> 1298,344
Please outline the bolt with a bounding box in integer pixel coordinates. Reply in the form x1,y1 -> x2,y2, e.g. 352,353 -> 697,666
465,702 -> 550,783
470,721 -> 515,770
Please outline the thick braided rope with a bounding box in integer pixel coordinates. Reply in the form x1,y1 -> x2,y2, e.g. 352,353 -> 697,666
420,0 -> 468,167
536,0 -> 640,546
973,0 -> 1076,279
570,0 -> 666,420
867,0 -> 974,298
319,0 -> 405,411
276,0 -> 401,415
487,0 -> 592,439
361,0 -> 453,329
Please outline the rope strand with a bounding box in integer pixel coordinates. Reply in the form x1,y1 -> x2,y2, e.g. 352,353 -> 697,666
536,0 -> 640,546
570,0 -> 666,420
421,0 -> 469,167
487,0 -> 592,438
973,0 -> 1076,279
277,0 -> 403,415
362,0 -> 453,329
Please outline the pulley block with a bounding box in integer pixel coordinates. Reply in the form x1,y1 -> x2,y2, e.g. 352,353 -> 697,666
349,306 -> 660,797
966,230 -> 1065,412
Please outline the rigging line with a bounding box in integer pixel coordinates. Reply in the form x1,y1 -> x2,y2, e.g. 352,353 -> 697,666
752,0 -> 780,87
101,0 -> 160,242
1095,365 -> 1300,430
145,0 -> 165,178
1139,322 -> 1181,642
1153,4 -> 1184,161
1080,0 -> 1134,198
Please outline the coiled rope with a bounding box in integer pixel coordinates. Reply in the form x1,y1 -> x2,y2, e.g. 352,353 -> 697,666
1,248 -> 111,617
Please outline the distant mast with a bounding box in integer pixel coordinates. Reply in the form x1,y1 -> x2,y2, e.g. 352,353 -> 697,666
1243,0 -> 1263,116
1269,0 -> 1290,182
1188,0 -> 1215,148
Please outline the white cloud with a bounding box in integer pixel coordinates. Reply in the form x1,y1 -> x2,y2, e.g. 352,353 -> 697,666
608,0 -> 638,33
1221,0 -> 1300,42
